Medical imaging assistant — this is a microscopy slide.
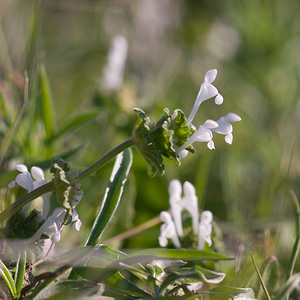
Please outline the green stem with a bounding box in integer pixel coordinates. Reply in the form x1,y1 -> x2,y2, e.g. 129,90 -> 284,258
0,138 -> 135,223
286,190 -> 300,280
78,137 -> 134,181
0,181 -> 54,223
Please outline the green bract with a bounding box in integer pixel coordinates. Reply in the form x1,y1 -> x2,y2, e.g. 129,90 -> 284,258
132,108 -> 195,176
50,158 -> 83,214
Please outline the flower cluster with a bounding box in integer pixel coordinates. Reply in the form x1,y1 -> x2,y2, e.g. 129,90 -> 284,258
133,69 -> 241,175
159,179 -> 213,249
8,163 -> 83,244
177,69 -> 241,158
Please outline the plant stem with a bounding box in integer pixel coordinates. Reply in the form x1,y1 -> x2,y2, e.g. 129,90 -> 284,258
250,252 -> 272,300
286,190 -> 300,280
78,137 -> 134,181
104,215 -> 161,245
0,138 -> 135,223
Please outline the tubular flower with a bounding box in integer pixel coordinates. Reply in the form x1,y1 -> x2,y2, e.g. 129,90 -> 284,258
133,69 -> 241,176
159,180 -> 213,250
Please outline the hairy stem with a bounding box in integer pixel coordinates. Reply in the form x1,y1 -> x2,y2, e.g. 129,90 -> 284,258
0,138 -> 135,223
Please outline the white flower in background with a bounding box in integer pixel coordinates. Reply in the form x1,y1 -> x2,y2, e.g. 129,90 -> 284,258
159,180 -> 213,250
168,179 -> 184,237
181,181 -> 199,234
159,211 -> 181,248
198,211 -> 213,250
8,164 -> 50,218
102,35 -> 128,91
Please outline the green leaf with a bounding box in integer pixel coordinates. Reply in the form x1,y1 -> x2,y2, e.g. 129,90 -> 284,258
50,110 -> 102,142
14,251 -> 26,298
128,248 -> 233,261
25,0 -> 40,70
0,88 -> 9,121
39,65 -> 55,141
274,273 -> 300,300
85,148 -> 133,246
159,266 -> 225,295
0,260 -> 17,298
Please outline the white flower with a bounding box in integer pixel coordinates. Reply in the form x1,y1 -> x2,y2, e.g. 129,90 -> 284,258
168,179 -> 184,237
29,207 -> 67,243
160,180 -> 213,250
204,112 -> 242,145
198,210 -> 213,250
181,181 -> 199,234
159,211 -> 181,248
187,69 -> 223,125
9,164 -> 50,218
175,69 -> 241,157
102,35 -> 128,91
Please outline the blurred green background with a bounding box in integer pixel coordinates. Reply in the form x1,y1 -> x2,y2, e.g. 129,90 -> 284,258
0,0 -> 299,275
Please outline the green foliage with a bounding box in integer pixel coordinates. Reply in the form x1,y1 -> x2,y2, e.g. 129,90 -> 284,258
132,108 -> 194,176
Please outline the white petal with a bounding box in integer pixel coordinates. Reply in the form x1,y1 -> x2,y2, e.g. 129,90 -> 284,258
204,69 -> 217,83
178,149 -> 188,159
215,93 -> 223,105
225,112 -> 241,122
201,211 -> 213,224
193,127 -> 213,142
31,166 -> 45,181
183,181 -> 196,197
207,140 -> 215,150
72,209 -> 79,222
203,119 -> 218,129
159,236 -> 168,247
8,180 -> 16,188
52,207 -> 67,218
225,133 -> 233,144
168,179 -> 182,196
15,173 -> 34,191
160,211 -> 172,223
16,164 -> 28,173
200,84 -> 218,101
72,219 -> 82,231
51,232 -> 61,243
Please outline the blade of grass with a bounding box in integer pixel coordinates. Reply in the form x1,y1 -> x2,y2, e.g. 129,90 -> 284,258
49,110 -> 102,142
0,89 -> 9,121
0,260 -> 17,298
85,148 -> 133,246
39,65 -> 55,143
287,190 -> 300,279
14,251 -> 26,299
250,252 -> 271,300
68,148 -> 133,279
25,0 -> 40,71
0,72 -> 29,166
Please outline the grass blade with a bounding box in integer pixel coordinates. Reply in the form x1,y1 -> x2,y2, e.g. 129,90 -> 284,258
128,248 -> 233,261
250,253 -> 271,300
50,110 -> 102,142
14,251 -> 26,299
85,148 -> 133,246
0,260 -> 17,298
39,65 -> 55,142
